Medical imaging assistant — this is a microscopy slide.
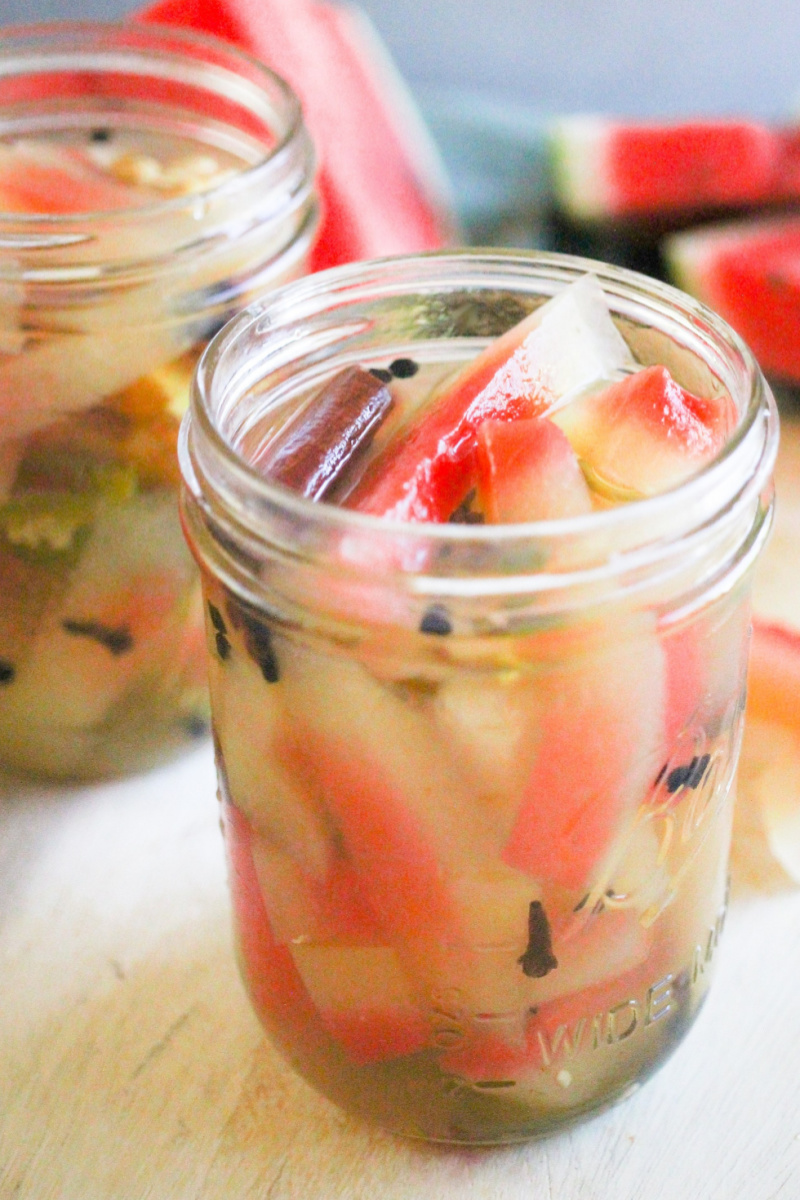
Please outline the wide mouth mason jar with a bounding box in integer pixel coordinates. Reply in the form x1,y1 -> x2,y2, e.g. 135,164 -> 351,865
0,21 -> 317,780
180,250 -> 777,1143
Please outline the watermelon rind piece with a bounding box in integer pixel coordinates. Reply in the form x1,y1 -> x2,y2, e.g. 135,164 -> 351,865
0,293 -> 191,442
0,490 -> 197,775
289,943 -> 429,1063
331,4 -> 455,225
737,620 -> 800,886
523,273 -> 636,413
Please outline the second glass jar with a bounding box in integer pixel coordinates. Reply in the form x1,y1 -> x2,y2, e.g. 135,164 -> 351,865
0,22 -> 318,779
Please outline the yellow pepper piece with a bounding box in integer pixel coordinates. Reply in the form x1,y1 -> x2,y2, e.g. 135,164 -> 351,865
109,348 -> 199,422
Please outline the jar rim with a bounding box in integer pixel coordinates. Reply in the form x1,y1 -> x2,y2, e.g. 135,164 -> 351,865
0,20 -> 309,228
182,249 -> 778,610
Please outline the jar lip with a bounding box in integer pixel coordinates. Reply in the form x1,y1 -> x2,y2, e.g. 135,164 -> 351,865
186,249 -> 777,581
0,20 -> 309,226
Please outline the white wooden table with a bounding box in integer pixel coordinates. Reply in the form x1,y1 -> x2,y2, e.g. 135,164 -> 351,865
2,416 -> 800,1200
1,745 -> 800,1199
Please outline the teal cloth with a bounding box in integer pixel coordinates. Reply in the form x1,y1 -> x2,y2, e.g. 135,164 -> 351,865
416,87 -> 553,248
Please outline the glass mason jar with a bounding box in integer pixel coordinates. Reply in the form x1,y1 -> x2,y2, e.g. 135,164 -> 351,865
180,251 -> 777,1143
0,22 -> 317,779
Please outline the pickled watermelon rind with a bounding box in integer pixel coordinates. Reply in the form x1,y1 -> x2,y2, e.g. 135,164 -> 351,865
182,250 -> 776,624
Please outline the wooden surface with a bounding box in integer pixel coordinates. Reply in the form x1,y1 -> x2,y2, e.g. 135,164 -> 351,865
2,418 -> 800,1200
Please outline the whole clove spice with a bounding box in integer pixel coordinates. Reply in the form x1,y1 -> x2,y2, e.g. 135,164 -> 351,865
518,900 -> 558,978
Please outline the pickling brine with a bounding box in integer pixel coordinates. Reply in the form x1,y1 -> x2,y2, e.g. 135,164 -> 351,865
180,252 -> 777,1141
0,24 -> 317,778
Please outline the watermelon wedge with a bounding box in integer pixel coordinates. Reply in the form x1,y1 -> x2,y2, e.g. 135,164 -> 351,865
657,591 -> 750,757
272,712 -> 464,946
439,926 -> 654,1088
252,838 -> 384,946
549,115 -> 796,222
0,492 -> 198,771
207,620 -> 339,881
137,0 -> 453,267
666,214 -> 800,384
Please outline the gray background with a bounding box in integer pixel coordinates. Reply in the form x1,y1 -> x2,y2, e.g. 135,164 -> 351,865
2,0 -> 800,119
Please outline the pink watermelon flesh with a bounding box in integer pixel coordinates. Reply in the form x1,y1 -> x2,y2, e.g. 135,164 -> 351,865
344,299 -> 550,523
658,595 -> 750,762
552,365 -> 736,497
275,725 -> 460,945
137,0 -> 451,268
607,121 -> 783,215
502,624 -> 665,891
667,215 -> 800,384
476,417 -> 594,522
439,911 -> 650,1080
227,801 -> 428,1065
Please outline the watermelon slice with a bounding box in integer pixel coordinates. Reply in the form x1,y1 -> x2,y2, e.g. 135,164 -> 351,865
137,0 -> 453,267
431,670 -> 544,813
0,294 -> 192,443
404,866 -> 547,1035
273,715 -> 464,946
476,417 -> 594,522
552,365 -> 736,498
549,115 -> 794,222
657,589 -> 751,775
264,638 -> 558,957
347,274 -> 634,522
207,623 -> 339,882
666,214 -> 800,384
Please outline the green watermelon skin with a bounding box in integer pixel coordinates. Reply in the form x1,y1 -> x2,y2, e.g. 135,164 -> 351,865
137,0 -> 453,269
666,215 -> 800,384
549,115 -> 793,222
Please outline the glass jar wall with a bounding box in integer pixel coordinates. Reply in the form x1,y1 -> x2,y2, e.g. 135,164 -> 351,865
180,251 -> 776,1141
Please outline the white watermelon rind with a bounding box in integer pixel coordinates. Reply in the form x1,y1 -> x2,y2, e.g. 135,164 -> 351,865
547,115 -> 618,222
664,211 -> 800,304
